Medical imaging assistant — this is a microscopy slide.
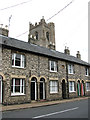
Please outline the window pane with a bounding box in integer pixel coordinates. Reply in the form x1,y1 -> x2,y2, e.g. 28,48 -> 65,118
12,54 -> 14,65
15,86 -> 20,92
15,79 -> 20,85
51,61 -> 54,71
11,86 -> 13,92
46,32 -> 49,41
15,54 -> 21,66
69,81 -> 75,92
86,82 -> 90,91
68,65 -> 73,74
50,81 -> 58,93
11,79 -> 13,93
35,31 -> 38,40
11,78 -> 25,94
54,62 -> 57,71
86,68 -> 88,75
22,55 -> 25,67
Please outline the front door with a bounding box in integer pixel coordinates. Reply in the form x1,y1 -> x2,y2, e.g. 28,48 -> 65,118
40,78 -> 45,100
31,82 -> 35,100
81,82 -> 85,96
62,80 -> 66,99
0,76 -> 2,104
77,82 -> 80,96
40,82 -> 43,99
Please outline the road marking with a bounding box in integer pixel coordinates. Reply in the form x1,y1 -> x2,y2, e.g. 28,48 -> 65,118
33,107 -> 79,119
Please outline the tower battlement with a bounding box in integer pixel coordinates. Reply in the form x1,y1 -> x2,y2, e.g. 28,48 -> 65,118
28,17 -> 56,50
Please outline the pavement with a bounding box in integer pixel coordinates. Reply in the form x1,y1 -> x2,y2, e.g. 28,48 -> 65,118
1,96 -> 89,112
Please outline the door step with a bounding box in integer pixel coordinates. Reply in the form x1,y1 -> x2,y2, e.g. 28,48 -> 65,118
40,100 -> 47,102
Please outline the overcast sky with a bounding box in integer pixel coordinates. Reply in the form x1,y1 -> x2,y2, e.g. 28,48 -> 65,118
0,0 -> 89,62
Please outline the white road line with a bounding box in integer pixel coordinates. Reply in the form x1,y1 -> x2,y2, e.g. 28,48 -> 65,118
33,107 -> 79,119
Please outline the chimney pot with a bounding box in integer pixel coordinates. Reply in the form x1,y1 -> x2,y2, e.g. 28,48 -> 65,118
76,51 -> 81,59
0,26 -> 9,37
64,46 -> 70,55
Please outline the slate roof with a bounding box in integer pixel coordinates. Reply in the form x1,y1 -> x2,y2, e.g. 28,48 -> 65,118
0,35 -> 90,66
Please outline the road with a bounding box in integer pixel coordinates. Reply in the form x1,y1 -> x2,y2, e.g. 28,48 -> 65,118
2,99 -> 88,119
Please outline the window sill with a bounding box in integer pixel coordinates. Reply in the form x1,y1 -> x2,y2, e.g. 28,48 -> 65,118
12,66 -> 25,69
85,75 -> 89,77
69,91 -> 76,93
86,90 -> 90,92
50,70 -> 57,73
50,92 -> 58,94
11,93 -> 25,96
68,73 -> 74,75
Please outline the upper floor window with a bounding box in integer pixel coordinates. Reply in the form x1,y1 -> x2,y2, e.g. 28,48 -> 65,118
85,68 -> 89,76
49,61 -> 57,72
46,32 -> 49,41
68,64 -> 74,74
11,78 -> 25,96
12,53 -> 26,68
35,31 -> 38,40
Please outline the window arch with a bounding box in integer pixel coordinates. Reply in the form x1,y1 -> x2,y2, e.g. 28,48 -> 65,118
35,31 -> 38,40
46,32 -> 49,41
0,76 -> 2,81
40,78 -> 45,82
31,77 -> 37,82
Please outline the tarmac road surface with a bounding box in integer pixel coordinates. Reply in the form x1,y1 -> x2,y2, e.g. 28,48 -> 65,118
2,99 -> 89,119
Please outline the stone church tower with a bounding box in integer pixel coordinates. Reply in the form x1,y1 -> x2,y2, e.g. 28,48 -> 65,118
28,17 -> 56,50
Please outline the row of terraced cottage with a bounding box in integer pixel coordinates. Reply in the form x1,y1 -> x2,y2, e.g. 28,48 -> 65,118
0,17 -> 90,105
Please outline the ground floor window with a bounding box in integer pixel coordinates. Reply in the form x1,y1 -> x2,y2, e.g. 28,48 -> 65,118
50,81 -> 58,93
11,78 -> 25,96
86,82 -> 90,91
69,81 -> 75,92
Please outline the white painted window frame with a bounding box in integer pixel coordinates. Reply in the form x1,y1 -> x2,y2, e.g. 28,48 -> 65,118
86,82 -> 90,91
68,64 -> 74,74
50,61 -> 57,72
85,68 -> 89,76
12,53 -> 25,68
11,78 -> 25,96
0,76 -> 2,103
50,81 -> 58,94
69,81 -> 75,93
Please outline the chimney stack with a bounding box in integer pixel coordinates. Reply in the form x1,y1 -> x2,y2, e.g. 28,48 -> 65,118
76,51 -> 81,59
64,46 -> 70,55
0,25 -> 9,37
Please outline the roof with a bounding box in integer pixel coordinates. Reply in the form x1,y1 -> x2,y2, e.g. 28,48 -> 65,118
0,35 -> 90,66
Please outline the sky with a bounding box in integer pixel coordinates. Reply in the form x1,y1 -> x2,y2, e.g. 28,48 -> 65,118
0,0 -> 89,62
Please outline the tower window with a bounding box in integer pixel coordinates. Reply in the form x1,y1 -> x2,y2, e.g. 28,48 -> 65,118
46,32 -> 49,41
35,31 -> 38,40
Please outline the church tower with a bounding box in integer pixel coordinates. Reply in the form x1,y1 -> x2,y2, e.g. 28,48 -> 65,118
28,17 -> 56,50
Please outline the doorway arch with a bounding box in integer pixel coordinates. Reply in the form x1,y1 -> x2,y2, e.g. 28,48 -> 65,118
40,78 -> 45,100
31,77 -> 37,100
0,75 -> 2,104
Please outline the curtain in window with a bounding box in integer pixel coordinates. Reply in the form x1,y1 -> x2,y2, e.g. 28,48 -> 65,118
11,78 -> 25,94
50,81 -> 58,93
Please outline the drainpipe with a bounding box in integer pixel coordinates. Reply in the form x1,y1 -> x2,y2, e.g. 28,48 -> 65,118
66,62 -> 69,99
